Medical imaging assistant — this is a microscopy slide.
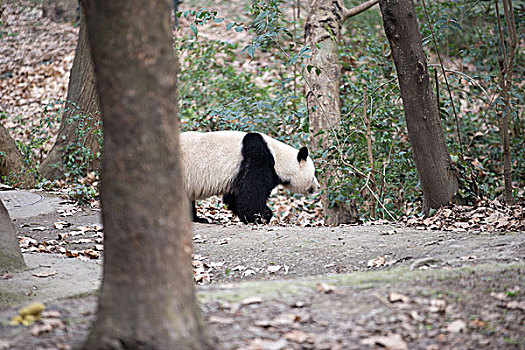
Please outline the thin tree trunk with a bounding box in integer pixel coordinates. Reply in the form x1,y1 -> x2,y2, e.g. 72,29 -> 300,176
0,123 -> 35,188
82,0 -> 213,348
40,8 -> 101,181
379,0 -> 459,214
305,0 -> 377,224
495,0 -> 516,205
0,199 -> 26,272
305,0 -> 349,225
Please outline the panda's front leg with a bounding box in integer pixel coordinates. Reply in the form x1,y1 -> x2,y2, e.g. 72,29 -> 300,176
233,193 -> 272,224
263,205 -> 273,223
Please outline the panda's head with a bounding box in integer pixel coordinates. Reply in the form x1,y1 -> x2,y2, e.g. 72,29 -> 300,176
281,146 -> 320,195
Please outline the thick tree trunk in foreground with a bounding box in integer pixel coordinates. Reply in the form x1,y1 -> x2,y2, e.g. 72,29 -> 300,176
0,123 -> 35,188
40,9 -> 101,181
379,0 -> 459,214
82,0 -> 212,349
0,200 -> 26,272
305,0 -> 377,224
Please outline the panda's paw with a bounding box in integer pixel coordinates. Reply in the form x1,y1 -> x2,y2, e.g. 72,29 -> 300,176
193,216 -> 210,224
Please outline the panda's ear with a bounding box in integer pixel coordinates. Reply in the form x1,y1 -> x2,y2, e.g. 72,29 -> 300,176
297,147 -> 309,163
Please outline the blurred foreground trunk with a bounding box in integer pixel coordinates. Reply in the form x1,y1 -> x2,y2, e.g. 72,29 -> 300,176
82,0 -> 213,348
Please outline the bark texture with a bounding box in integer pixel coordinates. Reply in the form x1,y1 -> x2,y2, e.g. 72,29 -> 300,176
305,0 -> 358,224
0,123 -> 35,188
0,200 -> 26,272
82,0 -> 212,349
40,9 -> 101,181
379,0 -> 459,213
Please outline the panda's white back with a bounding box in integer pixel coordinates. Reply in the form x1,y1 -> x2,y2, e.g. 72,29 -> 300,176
180,131 -> 245,200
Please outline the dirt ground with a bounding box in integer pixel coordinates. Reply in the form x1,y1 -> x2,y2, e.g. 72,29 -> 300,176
0,190 -> 524,350
1,1 -> 524,349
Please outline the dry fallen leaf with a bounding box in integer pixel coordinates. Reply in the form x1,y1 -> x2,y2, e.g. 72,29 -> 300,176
243,269 -> 256,277
53,221 -> 70,229
490,292 -> 507,301
246,338 -> 288,350
9,302 -> 45,326
316,282 -> 336,294
447,319 -> 467,333
361,333 -> 407,350
388,292 -> 410,303
267,265 -> 281,273
32,271 -> 57,278
284,330 -> 314,344
367,256 -> 386,268
505,300 -> 525,311
241,297 -> 263,306
459,255 -> 477,261
429,299 -> 447,313
0,339 -> 10,350
232,265 -> 246,272
30,317 -> 65,336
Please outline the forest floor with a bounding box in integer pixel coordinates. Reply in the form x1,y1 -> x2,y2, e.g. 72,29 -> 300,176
0,190 -> 524,350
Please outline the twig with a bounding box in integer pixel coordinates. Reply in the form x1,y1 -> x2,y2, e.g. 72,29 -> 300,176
494,0 -> 516,205
342,77 -> 397,119
427,64 -> 490,99
434,68 -> 440,112
363,88 -> 377,218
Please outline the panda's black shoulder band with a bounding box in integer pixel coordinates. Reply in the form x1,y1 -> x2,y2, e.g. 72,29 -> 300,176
224,132 -> 280,223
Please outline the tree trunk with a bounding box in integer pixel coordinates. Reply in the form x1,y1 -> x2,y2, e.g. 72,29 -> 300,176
0,199 -> 26,272
0,123 -> 35,188
305,0 -> 377,224
81,0 -> 213,349
305,0 -> 355,225
495,0 -> 517,205
39,8 -> 101,181
379,0 -> 459,214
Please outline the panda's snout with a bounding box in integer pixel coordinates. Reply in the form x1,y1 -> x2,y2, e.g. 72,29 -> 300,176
308,179 -> 320,194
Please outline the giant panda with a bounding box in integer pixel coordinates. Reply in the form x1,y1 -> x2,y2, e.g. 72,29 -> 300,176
180,130 -> 320,224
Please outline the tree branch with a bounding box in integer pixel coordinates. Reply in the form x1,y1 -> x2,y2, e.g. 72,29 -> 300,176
342,0 -> 379,23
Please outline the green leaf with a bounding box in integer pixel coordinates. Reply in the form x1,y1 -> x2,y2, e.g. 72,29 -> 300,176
190,24 -> 198,37
214,17 -> 224,23
234,26 -> 244,32
226,22 -> 234,30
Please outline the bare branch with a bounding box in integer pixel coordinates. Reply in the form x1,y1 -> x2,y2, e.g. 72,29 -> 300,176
343,0 -> 379,23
